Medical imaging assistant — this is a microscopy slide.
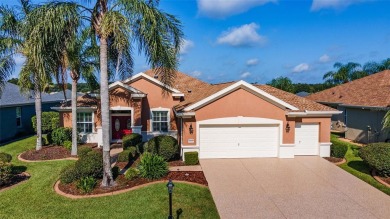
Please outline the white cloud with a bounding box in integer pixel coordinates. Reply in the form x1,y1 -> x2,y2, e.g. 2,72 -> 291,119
311,0 -> 369,11
197,0 -> 276,18
217,23 -> 266,47
191,70 -> 202,77
240,71 -> 251,78
246,58 -> 259,66
319,54 -> 330,63
179,39 -> 194,54
292,63 -> 310,73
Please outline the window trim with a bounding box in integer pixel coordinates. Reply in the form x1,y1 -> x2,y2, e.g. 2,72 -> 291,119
76,111 -> 95,134
150,108 -> 170,132
16,107 -> 22,128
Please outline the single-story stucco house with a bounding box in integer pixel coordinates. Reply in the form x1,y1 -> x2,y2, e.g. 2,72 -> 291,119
306,70 -> 390,144
0,82 -> 71,143
53,70 -> 341,159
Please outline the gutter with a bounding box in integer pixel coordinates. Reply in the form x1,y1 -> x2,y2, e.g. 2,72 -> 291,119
51,106 -> 97,111
287,110 -> 342,117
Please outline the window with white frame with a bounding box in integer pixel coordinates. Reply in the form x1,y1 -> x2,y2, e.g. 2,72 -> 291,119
151,110 -> 169,132
16,107 -> 22,127
77,112 -> 93,133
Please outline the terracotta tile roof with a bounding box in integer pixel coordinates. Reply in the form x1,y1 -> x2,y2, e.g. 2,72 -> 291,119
306,70 -> 390,108
60,94 -> 99,108
143,69 -> 334,112
255,85 -> 337,112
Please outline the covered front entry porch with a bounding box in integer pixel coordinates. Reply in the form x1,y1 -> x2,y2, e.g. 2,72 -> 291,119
110,107 -> 142,143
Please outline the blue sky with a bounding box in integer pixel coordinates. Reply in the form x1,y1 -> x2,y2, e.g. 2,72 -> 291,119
4,0 -> 390,84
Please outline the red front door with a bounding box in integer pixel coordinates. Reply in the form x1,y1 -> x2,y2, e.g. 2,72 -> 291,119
112,116 -> 132,140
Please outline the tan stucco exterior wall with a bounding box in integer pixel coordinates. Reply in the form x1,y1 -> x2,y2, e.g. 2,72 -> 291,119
128,79 -> 180,132
109,87 -> 142,126
182,88 -> 294,145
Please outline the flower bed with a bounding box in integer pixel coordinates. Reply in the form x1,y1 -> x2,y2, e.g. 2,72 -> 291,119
20,146 -> 71,161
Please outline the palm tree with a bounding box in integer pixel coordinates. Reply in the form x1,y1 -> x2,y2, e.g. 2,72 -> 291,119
65,28 -> 99,156
323,62 -> 365,85
0,1 -> 79,150
383,111 -> 390,130
267,76 -> 295,93
87,0 -> 183,187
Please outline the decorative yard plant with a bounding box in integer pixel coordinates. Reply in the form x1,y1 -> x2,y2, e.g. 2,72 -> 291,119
144,135 -> 179,161
138,153 -> 168,179
359,143 -> 390,177
122,134 -> 142,150
0,162 -> 13,186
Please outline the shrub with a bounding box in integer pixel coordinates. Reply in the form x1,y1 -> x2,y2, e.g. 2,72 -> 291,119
138,153 -> 168,179
74,150 -> 103,179
112,166 -> 120,180
124,167 -> 140,180
330,142 -> 348,158
117,147 -> 137,162
77,176 -> 97,194
51,127 -> 72,146
359,143 -> 390,177
32,112 -> 59,133
0,152 -> 12,163
63,141 -> 72,151
0,162 -> 13,186
60,164 -> 78,184
184,152 -> 199,165
122,133 -> 143,150
136,142 -> 145,154
145,135 -> 179,161
78,146 -> 93,159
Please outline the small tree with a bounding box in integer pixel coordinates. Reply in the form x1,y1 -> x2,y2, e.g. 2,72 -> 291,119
31,112 -> 60,133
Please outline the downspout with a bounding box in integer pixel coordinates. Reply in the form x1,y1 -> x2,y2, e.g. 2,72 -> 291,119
180,117 -> 184,158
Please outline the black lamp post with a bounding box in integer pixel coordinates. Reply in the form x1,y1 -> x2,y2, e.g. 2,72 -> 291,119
167,179 -> 174,219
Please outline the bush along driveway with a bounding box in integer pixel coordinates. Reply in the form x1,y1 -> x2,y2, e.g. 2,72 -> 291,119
0,137 -> 219,219
332,135 -> 390,195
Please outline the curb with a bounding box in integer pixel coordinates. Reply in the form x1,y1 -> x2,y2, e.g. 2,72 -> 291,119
18,153 -> 78,163
371,170 -> 390,188
334,158 -> 347,166
54,180 -> 208,199
0,172 -> 30,192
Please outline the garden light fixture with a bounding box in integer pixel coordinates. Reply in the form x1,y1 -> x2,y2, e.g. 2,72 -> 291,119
167,179 -> 174,219
189,124 -> 194,134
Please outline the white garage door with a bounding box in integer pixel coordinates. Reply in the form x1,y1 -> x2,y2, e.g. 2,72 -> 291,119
199,124 -> 279,158
295,123 -> 319,155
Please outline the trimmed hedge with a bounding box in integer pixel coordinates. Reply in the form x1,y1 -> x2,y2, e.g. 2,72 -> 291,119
144,135 -> 179,161
138,153 -> 168,179
63,141 -> 72,151
51,127 -> 72,146
359,143 -> 390,177
32,112 -> 59,133
184,152 -> 199,165
0,162 -> 13,186
124,168 -> 140,180
60,164 -> 78,184
0,152 -> 12,163
330,142 -> 348,158
78,146 -> 93,159
122,133 -> 142,150
117,147 -> 137,162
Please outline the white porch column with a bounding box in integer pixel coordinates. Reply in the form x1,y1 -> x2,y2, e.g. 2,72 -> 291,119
96,126 -> 103,148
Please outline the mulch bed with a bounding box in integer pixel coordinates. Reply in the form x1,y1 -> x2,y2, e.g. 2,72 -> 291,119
169,160 -> 185,167
58,171 -> 207,196
0,172 -> 30,191
323,157 -> 344,163
20,146 -> 72,161
380,177 -> 390,185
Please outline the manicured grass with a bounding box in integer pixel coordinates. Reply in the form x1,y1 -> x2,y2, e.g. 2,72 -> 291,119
0,137 -> 219,219
332,135 -> 390,196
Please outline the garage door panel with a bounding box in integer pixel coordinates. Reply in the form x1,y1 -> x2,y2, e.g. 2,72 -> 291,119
199,124 -> 279,158
295,123 -> 319,155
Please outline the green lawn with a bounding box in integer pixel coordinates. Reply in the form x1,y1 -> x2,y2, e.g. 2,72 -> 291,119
333,136 -> 390,196
0,137 -> 220,219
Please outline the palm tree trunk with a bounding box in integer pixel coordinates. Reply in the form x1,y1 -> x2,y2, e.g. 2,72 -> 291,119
34,77 -> 42,151
100,37 -> 114,187
71,78 -> 78,156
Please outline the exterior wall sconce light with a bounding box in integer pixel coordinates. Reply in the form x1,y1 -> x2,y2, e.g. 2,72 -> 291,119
286,122 -> 290,133
189,124 -> 194,134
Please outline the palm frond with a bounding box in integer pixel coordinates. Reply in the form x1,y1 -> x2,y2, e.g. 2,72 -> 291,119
383,110 -> 390,130
0,55 -> 14,94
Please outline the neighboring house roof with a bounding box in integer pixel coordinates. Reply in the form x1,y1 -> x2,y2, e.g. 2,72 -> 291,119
0,82 -> 73,108
306,70 -> 390,108
296,91 -> 310,97
57,94 -> 99,108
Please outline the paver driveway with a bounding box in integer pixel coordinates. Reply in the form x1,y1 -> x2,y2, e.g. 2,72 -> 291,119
201,157 -> 390,219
